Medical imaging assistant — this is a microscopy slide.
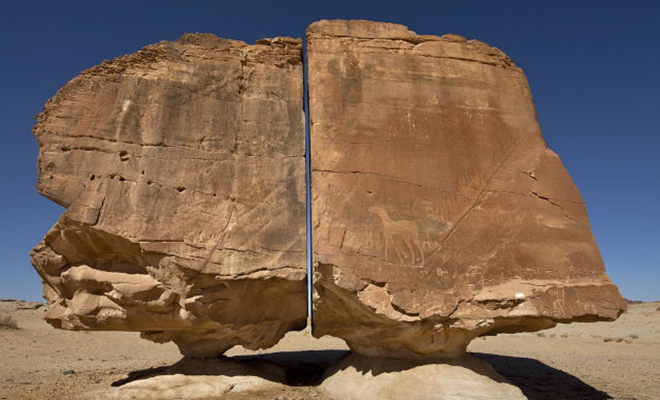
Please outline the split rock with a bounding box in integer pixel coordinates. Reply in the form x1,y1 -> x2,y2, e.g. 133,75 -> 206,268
307,19 -> 626,358
31,33 -> 307,357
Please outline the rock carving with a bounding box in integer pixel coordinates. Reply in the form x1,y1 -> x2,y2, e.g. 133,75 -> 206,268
369,206 -> 425,266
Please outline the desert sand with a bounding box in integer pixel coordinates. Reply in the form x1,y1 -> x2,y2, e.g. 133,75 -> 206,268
1,299 -> 658,400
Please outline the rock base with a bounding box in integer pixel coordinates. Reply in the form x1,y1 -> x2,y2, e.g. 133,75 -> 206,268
85,357 -> 288,400
319,353 -> 527,400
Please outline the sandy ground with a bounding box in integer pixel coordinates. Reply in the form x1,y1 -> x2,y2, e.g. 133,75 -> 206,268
1,299 -> 658,400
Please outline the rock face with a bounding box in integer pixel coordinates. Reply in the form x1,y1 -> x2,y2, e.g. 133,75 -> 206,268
86,357 -> 289,400
32,20 -> 626,367
319,353 -> 527,400
31,33 -> 307,357
307,20 -> 626,358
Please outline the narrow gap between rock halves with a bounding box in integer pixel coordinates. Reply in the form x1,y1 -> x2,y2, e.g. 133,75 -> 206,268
303,38 -> 313,321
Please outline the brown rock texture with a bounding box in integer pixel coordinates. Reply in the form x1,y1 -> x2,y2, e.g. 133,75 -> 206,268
31,33 -> 307,357
307,20 -> 626,358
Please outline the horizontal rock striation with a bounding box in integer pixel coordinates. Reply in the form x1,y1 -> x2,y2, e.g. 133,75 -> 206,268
307,20 -> 626,358
31,33 -> 307,357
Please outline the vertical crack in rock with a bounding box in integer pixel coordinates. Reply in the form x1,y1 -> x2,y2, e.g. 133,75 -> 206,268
31,33 -> 307,357
307,19 -> 626,359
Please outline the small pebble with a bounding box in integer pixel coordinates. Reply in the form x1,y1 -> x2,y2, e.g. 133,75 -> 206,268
62,370 -> 75,375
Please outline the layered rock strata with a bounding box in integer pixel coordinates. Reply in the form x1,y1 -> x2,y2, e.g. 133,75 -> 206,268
31,33 -> 307,357
307,20 -> 626,358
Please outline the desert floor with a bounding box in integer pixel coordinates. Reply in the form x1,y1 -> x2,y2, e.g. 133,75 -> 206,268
1,300 -> 658,400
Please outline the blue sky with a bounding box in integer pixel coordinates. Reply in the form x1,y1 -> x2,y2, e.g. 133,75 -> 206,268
0,1 -> 657,302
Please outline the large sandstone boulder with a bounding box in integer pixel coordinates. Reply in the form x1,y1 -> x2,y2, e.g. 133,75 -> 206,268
31,33 -> 307,357
307,20 -> 626,358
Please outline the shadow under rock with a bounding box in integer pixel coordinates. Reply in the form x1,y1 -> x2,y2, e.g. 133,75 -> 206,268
473,353 -> 613,400
233,349 -> 349,385
111,349 -> 612,400
111,349 -> 348,387
328,351 -> 513,384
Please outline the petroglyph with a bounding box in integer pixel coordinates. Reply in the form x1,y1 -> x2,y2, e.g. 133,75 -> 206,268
367,204 -> 451,267
369,206 -> 425,266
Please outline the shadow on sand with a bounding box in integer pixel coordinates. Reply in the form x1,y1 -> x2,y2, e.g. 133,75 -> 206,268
112,350 -> 613,399
473,353 -> 613,400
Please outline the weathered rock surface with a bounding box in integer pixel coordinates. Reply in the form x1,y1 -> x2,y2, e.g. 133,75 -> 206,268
307,20 -> 626,358
319,353 -> 527,400
85,358 -> 288,400
31,33 -> 307,356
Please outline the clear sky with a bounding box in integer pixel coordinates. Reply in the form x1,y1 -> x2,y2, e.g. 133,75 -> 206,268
0,1 -> 657,302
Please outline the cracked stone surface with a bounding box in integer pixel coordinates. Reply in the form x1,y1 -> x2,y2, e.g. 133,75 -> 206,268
307,19 -> 626,358
30,33 -> 307,357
